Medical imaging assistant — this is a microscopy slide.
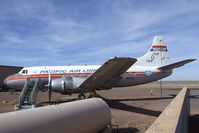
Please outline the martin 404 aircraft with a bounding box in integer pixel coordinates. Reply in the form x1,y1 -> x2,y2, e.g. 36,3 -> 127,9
2,36 -> 195,99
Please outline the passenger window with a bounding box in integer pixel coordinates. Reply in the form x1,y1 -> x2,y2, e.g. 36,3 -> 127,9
26,70 -> 28,74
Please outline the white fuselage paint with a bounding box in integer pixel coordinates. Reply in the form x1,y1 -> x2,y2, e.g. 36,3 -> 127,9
4,64 -> 172,91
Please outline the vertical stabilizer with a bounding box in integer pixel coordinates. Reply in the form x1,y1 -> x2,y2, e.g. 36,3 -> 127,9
136,36 -> 170,66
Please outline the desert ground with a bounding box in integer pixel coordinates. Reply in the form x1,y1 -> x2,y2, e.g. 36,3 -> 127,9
0,81 -> 199,133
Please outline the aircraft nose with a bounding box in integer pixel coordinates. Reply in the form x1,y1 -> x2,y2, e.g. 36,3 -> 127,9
3,75 -> 15,87
3,78 -> 8,85
3,74 -> 25,90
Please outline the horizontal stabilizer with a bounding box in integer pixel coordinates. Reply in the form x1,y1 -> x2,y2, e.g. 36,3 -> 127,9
158,59 -> 196,70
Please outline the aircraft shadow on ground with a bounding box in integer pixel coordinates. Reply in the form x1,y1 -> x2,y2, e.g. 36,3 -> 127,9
107,96 -> 174,102
101,97 -> 162,117
113,127 -> 139,133
96,94 -> 175,117
41,94 -> 175,117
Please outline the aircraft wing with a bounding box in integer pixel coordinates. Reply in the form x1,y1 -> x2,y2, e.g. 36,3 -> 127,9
0,65 -> 23,89
158,59 -> 196,71
79,57 -> 137,92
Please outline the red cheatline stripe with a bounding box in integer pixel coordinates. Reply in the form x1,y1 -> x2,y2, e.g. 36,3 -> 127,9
6,71 -> 160,81
152,45 -> 167,48
6,73 -> 94,81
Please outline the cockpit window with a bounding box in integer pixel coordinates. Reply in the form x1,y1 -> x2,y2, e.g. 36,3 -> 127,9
21,69 -> 28,74
22,70 -> 26,74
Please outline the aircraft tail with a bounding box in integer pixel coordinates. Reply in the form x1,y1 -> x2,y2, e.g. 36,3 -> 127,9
136,36 -> 170,66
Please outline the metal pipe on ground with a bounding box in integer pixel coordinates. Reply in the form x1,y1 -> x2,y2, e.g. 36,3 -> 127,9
0,98 -> 111,133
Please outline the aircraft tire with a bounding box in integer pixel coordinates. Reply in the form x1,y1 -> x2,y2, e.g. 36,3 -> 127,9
78,94 -> 85,100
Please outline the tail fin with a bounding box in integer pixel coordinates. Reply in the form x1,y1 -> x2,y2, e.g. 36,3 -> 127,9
136,36 -> 169,66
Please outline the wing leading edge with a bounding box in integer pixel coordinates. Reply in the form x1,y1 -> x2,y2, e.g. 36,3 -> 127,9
79,57 -> 137,92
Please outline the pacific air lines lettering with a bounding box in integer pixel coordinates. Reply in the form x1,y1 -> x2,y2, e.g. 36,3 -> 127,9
82,69 -> 97,73
69,69 -> 97,73
40,70 -> 67,74
40,69 -> 97,74
69,69 -> 81,73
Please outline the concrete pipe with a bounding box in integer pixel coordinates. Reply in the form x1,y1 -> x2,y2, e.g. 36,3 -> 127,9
0,98 -> 111,133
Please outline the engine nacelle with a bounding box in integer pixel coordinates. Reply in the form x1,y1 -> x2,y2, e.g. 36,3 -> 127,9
51,77 -> 85,93
51,77 -> 73,93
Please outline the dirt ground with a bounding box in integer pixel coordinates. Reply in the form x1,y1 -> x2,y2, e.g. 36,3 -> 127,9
0,81 -> 199,133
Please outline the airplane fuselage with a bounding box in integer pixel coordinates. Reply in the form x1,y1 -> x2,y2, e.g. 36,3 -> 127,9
4,64 -> 172,92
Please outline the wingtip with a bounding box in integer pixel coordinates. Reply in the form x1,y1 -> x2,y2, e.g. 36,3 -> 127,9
188,59 -> 197,62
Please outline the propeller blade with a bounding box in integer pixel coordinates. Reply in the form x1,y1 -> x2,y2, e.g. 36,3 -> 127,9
48,72 -> 51,86
47,71 -> 52,103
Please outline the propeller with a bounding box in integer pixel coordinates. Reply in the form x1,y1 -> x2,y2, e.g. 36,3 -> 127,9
45,72 -> 52,103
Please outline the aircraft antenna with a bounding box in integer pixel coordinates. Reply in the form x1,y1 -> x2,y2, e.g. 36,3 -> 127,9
45,70 -> 52,103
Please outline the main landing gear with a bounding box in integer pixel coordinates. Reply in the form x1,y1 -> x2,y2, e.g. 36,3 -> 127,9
78,93 -> 85,100
88,90 -> 97,98
78,90 -> 97,100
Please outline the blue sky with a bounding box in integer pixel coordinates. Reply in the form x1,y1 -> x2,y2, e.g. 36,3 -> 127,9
0,0 -> 198,80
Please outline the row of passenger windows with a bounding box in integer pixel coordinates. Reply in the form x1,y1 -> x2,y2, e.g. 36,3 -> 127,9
65,73 -> 92,77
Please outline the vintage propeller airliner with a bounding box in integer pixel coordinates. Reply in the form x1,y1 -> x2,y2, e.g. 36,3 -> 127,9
3,36 -> 195,99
